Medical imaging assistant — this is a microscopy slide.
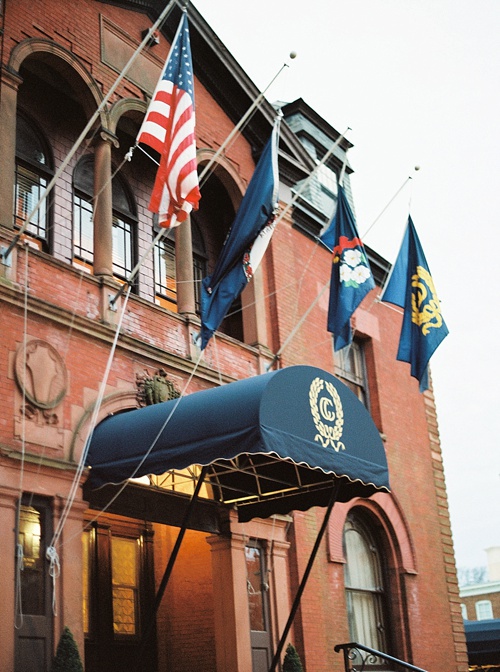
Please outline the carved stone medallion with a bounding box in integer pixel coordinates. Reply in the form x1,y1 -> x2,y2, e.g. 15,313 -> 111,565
14,339 -> 68,410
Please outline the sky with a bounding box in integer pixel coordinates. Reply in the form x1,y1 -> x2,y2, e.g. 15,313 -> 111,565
192,0 -> 500,571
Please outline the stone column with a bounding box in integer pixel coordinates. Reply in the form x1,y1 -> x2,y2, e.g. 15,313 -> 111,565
0,487 -> 19,672
175,219 -> 196,316
93,130 -> 118,278
206,533 -> 253,672
0,67 -> 23,230
242,265 -> 269,347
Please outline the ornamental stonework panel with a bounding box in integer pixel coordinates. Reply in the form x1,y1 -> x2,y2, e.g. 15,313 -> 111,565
12,339 -> 69,453
135,368 -> 180,407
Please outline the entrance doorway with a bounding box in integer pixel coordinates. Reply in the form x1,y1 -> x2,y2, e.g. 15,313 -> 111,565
83,513 -> 156,672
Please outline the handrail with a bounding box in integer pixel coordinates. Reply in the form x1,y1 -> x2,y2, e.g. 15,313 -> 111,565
334,642 -> 427,672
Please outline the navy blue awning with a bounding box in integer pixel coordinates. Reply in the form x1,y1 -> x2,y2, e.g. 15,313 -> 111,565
465,619 -> 500,666
86,365 -> 389,522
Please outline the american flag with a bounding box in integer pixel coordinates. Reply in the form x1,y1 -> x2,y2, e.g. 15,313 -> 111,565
137,12 -> 200,228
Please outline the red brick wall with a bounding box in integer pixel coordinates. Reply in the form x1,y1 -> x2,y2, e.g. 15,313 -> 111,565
0,1 -> 466,671
461,590 -> 500,620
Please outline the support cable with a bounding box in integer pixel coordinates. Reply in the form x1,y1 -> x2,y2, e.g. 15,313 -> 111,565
1,0 -> 178,263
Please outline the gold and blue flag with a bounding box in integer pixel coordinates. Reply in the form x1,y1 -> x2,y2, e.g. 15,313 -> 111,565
381,216 -> 448,391
321,184 -> 374,351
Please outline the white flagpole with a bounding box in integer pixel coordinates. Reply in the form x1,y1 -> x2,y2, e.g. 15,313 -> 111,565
109,55 -> 295,306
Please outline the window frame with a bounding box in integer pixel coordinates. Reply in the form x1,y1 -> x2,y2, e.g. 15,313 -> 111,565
335,339 -> 369,407
72,155 -> 137,284
343,512 -> 392,659
14,113 -> 54,252
476,599 -> 493,620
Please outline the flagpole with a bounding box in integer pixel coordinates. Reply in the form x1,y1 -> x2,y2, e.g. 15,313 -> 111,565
110,56 -> 295,307
198,54 -> 296,186
266,281 -> 330,370
272,127 -> 351,232
361,170 -> 418,239
1,0 -> 178,262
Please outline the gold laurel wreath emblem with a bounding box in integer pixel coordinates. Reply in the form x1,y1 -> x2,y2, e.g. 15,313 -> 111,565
309,377 -> 345,452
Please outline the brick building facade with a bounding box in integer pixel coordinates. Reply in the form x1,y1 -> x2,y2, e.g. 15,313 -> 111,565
0,1 -> 467,671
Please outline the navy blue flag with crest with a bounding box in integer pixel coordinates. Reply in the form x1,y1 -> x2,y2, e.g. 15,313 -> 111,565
321,184 -> 374,351
199,116 -> 281,350
380,216 -> 449,391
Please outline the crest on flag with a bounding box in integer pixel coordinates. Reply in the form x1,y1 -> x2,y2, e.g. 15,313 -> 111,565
321,185 -> 374,351
381,216 -> 448,391
137,11 -> 200,228
199,115 -> 281,350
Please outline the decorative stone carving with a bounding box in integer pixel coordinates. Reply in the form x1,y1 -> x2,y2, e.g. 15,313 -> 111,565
135,368 -> 180,407
14,340 -> 67,424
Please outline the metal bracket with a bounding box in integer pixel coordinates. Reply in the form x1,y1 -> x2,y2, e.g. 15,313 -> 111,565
108,293 -> 118,312
1,247 -> 12,268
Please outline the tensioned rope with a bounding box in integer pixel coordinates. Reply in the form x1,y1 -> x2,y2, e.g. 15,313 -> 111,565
45,285 -> 131,613
14,242 -> 30,630
264,171 -> 416,368
59,348 -> 205,549
7,17 -> 295,569
1,0 -> 178,263
8,3 -> 178,589
109,55 -> 295,308
74,169 -> 414,543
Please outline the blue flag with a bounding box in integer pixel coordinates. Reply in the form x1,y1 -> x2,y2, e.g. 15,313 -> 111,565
381,216 -> 448,391
200,116 -> 281,350
321,184 -> 375,351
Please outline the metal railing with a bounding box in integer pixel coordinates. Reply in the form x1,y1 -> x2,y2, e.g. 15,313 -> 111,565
334,643 -> 427,672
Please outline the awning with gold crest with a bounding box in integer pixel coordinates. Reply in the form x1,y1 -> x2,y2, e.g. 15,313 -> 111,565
86,365 -> 389,522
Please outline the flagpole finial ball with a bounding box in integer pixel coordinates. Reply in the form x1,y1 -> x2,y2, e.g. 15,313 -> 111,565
289,51 -> 297,59
414,165 -> 421,171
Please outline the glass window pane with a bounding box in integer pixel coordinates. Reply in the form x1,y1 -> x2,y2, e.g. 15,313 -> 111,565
82,531 -> 90,635
476,600 -> 493,620
14,165 -> 48,241
344,529 -> 378,590
112,217 -> 133,278
344,515 -> 387,654
335,341 -> 368,406
16,115 -> 48,165
73,194 -> 94,264
111,537 -> 139,636
246,545 -> 266,632
18,505 -> 45,615
155,238 -> 177,310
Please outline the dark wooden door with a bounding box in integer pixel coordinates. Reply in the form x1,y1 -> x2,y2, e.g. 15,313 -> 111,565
83,514 -> 156,672
246,542 -> 273,672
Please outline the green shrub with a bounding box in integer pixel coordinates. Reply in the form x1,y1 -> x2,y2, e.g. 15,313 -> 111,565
283,643 -> 304,672
50,626 -> 83,672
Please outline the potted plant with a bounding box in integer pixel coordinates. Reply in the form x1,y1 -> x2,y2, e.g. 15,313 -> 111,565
283,643 -> 304,672
50,626 -> 83,672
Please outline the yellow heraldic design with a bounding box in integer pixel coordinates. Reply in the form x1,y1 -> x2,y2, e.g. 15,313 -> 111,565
309,377 -> 345,452
411,266 -> 444,336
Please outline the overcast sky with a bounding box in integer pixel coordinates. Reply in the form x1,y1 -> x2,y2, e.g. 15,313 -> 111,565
193,0 -> 500,571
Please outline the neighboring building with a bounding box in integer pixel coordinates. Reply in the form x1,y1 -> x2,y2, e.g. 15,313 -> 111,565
461,548 -> 500,621
0,2 -> 467,672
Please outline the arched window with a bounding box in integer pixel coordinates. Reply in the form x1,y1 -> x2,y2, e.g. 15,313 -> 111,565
193,167 -> 242,340
73,156 -> 136,283
343,512 -> 389,655
15,113 -> 53,251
